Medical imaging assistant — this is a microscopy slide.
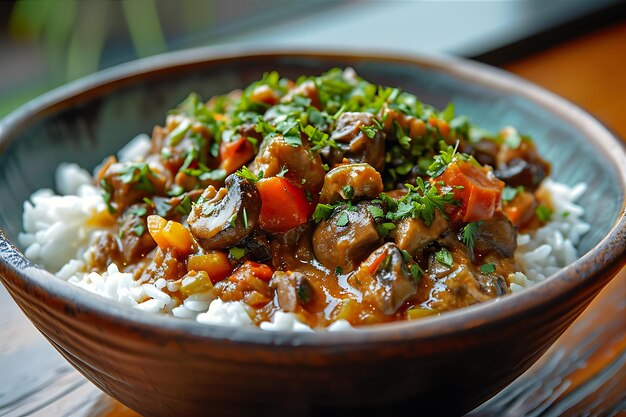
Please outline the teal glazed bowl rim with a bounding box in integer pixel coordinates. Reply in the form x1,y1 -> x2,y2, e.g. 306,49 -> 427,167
0,46 -> 625,347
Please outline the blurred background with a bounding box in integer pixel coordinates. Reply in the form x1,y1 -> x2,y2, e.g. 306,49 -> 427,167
0,0 -> 624,118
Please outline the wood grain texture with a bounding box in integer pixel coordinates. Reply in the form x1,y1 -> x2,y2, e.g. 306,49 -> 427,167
1,19 -> 625,417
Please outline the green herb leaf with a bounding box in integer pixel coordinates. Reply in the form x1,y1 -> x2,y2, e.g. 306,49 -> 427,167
276,165 -> 289,178
336,211 -> 349,227
175,195 -> 192,216
243,208 -> 249,230
410,263 -> 424,283
132,223 -> 145,237
359,124 -> 379,139
313,203 -> 334,223
334,266 -> 343,275
535,204 -> 553,222
480,263 -> 496,274
342,185 -> 354,199
229,247 -> 247,260
502,185 -> 524,202
228,213 -> 238,228
129,206 -> 147,217
440,102 -> 455,122
462,221 -> 483,253
368,205 -> 384,219
236,166 -> 263,183
435,248 -> 453,268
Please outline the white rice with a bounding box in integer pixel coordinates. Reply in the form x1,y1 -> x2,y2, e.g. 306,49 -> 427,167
18,145 -> 589,330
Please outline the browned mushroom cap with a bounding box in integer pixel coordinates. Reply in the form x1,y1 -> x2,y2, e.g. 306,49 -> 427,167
395,210 -> 449,256
472,212 -> 517,258
312,202 -> 382,273
187,174 -> 261,250
324,112 -> 386,172
319,163 -> 383,204
269,271 -> 315,312
349,243 -> 418,315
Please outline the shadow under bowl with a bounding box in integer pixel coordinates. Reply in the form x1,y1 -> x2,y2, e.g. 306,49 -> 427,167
0,48 -> 625,417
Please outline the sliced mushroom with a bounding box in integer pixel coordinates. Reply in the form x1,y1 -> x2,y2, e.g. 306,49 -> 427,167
472,212 -> 517,258
425,262 -> 508,312
395,210 -> 449,256
319,163 -> 383,204
249,133 -> 325,192
495,141 -> 551,190
349,243 -> 417,314
312,202 -> 382,273
324,112 -> 386,171
187,174 -> 261,250
270,271 -> 315,312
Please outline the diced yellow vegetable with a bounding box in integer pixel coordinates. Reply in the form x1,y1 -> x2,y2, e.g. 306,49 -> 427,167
86,209 -> 116,228
162,220 -> 195,255
187,252 -> 232,284
180,271 -> 214,297
334,299 -> 358,322
407,307 -> 438,320
147,215 -> 168,248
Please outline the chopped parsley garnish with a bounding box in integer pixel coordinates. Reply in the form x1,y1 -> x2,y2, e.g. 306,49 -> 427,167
334,266 -> 343,275
119,163 -> 156,192
367,205 -> 384,219
435,248 -> 453,268
132,223 -> 145,237
228,213 -> 237,228
502,185 -> 524,202
229,247 -> 247,260
276,165 -> 289,178
99,178 -> 116,214
535,204 -> 553,222
174,195 -> 192,216
129,206 -> 147,217
360,124 -> 380,139
236,166 -> 263,183
243,208 -> 249,230
383,178 -> 457,227
410,263 -> 424,283
336,211 -> 349,227
462,221 -> 483,253
313,203 -> 334,223
393,120 -> 411,149
342,185 -> 355,199
377,222 -> 396,237
480,263 -> 496,274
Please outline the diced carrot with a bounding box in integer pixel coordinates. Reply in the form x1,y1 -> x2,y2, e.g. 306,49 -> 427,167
219,137 -> 255,174
437,160 -> 505,223
147,215 -> 169,248
188,251 -> 233,284
368,251 -> 388,275
244,261 -> 274,282
503,191 -> 537,227
437,119 -> 450,138
162,220 -> 195,255
249,85 -> 279,105
256,177 -> 311,233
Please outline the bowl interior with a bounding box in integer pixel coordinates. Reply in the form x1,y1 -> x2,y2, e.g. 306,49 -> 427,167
0,53 -> 621,260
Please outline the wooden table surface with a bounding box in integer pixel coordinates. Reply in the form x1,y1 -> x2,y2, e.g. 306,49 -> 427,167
1,19 -> 625,417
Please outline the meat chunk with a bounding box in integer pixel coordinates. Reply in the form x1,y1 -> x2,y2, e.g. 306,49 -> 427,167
250,134 -> 326,192
99,161 -> 167,212
325,112 -> 386,171
395,210 -> 449,256
187,174 -> 261,250
349,243 -> 418,314
117,203 -> 157,264
312,202 -> 381,273
319,163 -> 383,204
214,262 -> 272,308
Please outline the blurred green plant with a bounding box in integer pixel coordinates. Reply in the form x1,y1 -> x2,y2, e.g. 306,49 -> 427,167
8,0 -> 168,84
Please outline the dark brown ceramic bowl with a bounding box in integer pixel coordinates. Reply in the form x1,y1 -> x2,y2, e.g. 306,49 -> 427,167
0,48 -> 625,417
